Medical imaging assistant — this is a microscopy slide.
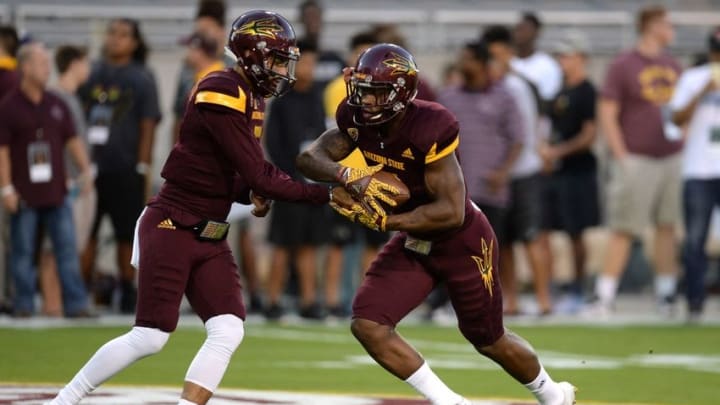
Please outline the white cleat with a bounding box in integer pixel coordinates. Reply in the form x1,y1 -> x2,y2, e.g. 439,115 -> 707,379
558,381 -> 577,405
454,398 -> 473,405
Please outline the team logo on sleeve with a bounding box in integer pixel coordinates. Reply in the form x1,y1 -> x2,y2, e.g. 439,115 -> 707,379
382,52 -> 418,77
233,18 -> 283,40
471,238 -> 494,296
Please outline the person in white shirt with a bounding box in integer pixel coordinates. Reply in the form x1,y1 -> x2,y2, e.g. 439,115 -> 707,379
670,26 -> 720,321
511,12 -> 562,102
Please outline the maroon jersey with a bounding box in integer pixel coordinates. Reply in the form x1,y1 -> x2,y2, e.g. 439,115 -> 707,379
157,69 -> 328,220
337,99 -> 471,228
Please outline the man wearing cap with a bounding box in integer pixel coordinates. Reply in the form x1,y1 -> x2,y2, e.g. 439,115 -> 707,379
592,5 -> 682,316
669,26 -> 720,321
540,30 -> 600,307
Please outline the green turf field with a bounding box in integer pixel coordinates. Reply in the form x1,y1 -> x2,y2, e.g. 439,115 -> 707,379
1,322 -> 718,405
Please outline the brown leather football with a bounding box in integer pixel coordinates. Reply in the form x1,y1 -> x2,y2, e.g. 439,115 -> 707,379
371,171 -> 410,211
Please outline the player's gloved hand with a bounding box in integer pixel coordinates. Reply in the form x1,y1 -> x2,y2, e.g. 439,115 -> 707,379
336,163 -> 399,211
336,163 -> 383,187
362,179 -> 399,213
329,200 -> 387,232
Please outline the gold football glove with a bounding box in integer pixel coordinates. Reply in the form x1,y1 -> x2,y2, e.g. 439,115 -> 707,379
329,201 -> 387,232
336,163 -> 383,185
364,178 -> 400,209
336,163 -> 399,212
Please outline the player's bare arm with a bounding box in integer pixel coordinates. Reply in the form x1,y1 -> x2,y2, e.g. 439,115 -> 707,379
296,127 -> 355,182
598,98 -> 627,160
385,153 -> 466,233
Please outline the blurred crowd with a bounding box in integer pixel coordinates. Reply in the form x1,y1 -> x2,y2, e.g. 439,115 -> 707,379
1,0 -> 719,323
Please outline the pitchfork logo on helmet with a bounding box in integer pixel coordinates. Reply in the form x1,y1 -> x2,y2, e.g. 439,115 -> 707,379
382,52 -> 418,77
233,17 -> 282,40
226,10 -> 299,98
347,43 -> 419,126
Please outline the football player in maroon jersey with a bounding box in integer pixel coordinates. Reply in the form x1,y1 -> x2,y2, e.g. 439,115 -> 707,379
47,10 -> 362,405
298,44 -> 576,405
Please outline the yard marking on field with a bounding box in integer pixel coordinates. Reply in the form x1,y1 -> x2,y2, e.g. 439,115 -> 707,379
0,386 -> 538,404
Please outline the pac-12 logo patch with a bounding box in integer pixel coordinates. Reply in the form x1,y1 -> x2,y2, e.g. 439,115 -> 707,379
347,128 -> 359,141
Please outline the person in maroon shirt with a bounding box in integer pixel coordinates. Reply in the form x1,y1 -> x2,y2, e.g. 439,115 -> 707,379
0,42 -> 92,318
48,10 -> 358,405
591,5 -> 683,316
297,43 -> 576,405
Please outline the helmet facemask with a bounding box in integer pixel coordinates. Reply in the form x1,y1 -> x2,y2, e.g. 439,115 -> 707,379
244,44 -> 299,97
347,74 -> 415,126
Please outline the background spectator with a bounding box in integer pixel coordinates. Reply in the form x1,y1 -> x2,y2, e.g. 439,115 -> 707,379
541,31 -> 600,309
36,45 -> 95,317
592,5 -> 682,316
171,0 -> 227,145
263,40 -> 331,320
439,41 -> 524,249
298,0 -> 345,89
483,25 -> 552,316
0,42 -> 92,318
670,26 -> 720,321
511,12 -> 563,103
79,18 -> 161,314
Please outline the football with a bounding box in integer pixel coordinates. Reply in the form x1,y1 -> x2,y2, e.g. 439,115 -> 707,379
368,171 -> 411,212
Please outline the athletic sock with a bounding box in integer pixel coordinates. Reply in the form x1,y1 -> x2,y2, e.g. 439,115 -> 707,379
595,275 -> 619,306
655,274 -> 677,299
524,365 -> 564,405
49,327 -> 169,405
48,371 -> 94,405
404,362 -> 463,405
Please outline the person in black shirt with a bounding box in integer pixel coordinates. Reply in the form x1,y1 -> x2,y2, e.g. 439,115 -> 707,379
540,31 -> 600,303
79,19 -> 161,313
263,40 -> 333,320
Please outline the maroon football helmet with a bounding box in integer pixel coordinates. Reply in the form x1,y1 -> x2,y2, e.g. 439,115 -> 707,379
346,43 -> 419,126
227,10 -> 299,97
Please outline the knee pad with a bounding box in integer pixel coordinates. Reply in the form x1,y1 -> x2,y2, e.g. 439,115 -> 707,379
127,326 -> 170,356
205,314 -> 244,354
